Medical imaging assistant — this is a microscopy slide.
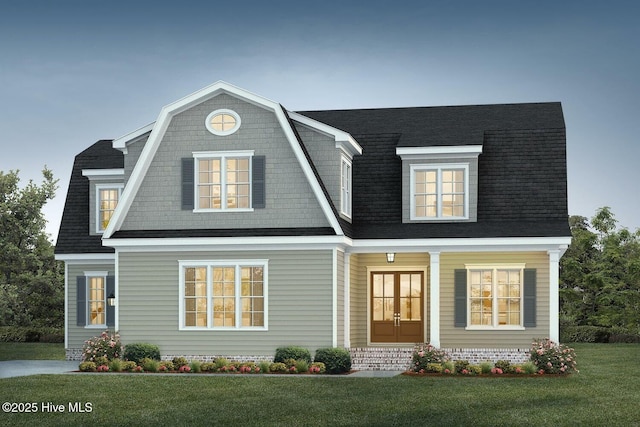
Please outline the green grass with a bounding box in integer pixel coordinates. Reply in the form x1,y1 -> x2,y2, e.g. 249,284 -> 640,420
0,343 -> 65,361
1,344 -> 638,426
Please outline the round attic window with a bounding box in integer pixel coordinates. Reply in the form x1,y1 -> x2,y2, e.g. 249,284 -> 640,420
205,109 -> 241,136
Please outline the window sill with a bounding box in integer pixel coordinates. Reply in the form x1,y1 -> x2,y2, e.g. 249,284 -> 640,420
193,208 -> 255,213
465,326 -> 526,331
179,327 -> 268,332
410,216 -> 469,222
84,325 -> 107,329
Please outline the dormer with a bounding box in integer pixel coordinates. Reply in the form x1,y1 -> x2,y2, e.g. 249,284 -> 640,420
396,145 -> 482,223
81,168 -> 125,234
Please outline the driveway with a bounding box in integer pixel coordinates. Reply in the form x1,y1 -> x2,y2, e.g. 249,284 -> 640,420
0,360 -> 79,379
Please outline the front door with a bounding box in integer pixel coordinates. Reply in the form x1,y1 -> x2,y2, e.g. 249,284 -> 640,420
370,271 -> 424,343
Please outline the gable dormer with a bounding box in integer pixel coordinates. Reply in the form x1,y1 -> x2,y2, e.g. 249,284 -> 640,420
396,145 -> 482,223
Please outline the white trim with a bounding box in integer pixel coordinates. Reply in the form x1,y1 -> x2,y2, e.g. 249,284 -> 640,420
103,81 -> 343,238
205,109 -> 241,136
84,271 -> 108,328
410,163 -> 469,221
178,259 -> 269,331
396,145 -> 483,160
429,252 -> 440,347
340,155 -> 352,219
114,250 -> 120,331
64,262 -> 68,349
82,169 -> 125,178
344,252 -> 351,348
288,111 -> 363,158
332,248 -> 338,348
55,253 -> 115,262
548,249 -> 561,342
113,122 -> 155,151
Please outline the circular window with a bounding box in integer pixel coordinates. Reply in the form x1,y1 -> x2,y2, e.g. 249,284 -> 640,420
205,109 -> 241,136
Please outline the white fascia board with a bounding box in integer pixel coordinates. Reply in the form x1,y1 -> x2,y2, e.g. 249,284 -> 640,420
55,253 -> 116,263
348,236 -> 572,254
288,111 -> 363,158
103,81 -> 344,238
82,168 -> 125,179
103,235 -> 348,252
112,122 -> 155,151
396,145 -> 483,160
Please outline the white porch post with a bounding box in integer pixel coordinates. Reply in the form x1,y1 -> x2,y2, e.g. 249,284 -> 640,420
429,251 -> 441,348
344,252 -> 351,348
548,249 -> 561,343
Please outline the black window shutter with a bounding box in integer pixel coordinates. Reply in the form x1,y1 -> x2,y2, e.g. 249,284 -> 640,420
252,156 -> 266,209
106,276 -> 115,328
523,268 -> 537,327
181,157 -> 194,210
454,269 -> 467,327
76,276 -> 86,326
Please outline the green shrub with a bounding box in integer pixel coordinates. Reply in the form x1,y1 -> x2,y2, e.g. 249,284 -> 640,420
608,327 -> 640,343
94,356 -> 108,366
259,361 -> 271,374
309,362 -> 325,374
122,361 -> 137,371
469,365 -> 482,375
494,360 -> 512,373
159,360 -> 175,371
411,344 -> 449,373
172,357 -> 189,368
269,362 -> 288,373
0,326 -> 64,343
426,363 -> 443,374
522,361 -> 537,374
140,357 -> 159,372
480,362 -> 493,374
123,343 -> 160,364
314,347 -> 351,374
109,358 -> 123,372
82,331 -> 123,362
561,325 -> 610,343
200,362 -> 215,372
79,361 -> 97,372
274,346 -> 312,364
442,361 -> 455,374
213,358 -> 229,371
454,360 -> 470,374
295,359 -> 309,373
530,338 -> 578,374
190,360 -> 202,373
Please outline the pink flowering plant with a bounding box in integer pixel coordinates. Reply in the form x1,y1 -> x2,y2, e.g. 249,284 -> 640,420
411,343 -> 450,373
529,338 -> 578,374
81,330 -> 123,362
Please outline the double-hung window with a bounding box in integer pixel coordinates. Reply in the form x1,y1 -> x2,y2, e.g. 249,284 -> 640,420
77,271 -> 114,328
340,156 -> 352,218
180,260 -> 268,330
411,164 -> 468,220
466,265 -> 525,329
194,151 -> 253,211
96,184 -> 123,233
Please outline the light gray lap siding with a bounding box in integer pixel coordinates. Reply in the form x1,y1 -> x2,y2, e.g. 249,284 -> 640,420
117,249 -> 335,356
121,93 -> 330,230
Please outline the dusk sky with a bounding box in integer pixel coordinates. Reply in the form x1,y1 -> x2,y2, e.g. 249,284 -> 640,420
1,0 -> 638,241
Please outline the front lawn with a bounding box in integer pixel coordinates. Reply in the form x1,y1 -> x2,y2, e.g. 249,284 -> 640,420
0,343 -> 65,361
0,344 -> 638,426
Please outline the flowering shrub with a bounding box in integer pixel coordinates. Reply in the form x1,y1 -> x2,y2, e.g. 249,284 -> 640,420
79,361 -> 96,372
411,344 -> 449,373
530,338 -> 578,374
82,331 -> 122,362
97,365 -> 109,372
178,365 -> 191,373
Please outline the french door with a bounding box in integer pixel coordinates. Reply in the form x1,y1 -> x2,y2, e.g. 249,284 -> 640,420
370,271 -> 424,343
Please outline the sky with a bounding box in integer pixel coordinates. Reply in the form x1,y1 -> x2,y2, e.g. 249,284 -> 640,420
1,0 -> 638,241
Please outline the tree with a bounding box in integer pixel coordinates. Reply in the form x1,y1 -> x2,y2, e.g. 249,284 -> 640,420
0,168 -> 63,327
560,207 -> 640,331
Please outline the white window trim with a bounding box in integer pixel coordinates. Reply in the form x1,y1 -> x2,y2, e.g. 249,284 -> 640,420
193,151 -> 254,213
178,260 -> 268,331
340,155 -> 352,219
410,163 -> 469,221
84,271 -> 108,329
464,263 -> 526,330
205,108 -> 241,136
95,183 -> 124,233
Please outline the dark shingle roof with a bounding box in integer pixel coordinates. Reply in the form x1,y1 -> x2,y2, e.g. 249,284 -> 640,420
55,140 -> 123,254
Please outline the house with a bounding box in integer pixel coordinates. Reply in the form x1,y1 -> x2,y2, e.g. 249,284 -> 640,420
55,81 -> 571,369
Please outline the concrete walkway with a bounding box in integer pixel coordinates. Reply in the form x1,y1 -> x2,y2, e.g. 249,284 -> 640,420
0,360 -> 78,379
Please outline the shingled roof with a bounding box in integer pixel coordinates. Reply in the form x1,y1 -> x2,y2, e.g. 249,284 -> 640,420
56,102 -> 570,252
55,140 -> 123,254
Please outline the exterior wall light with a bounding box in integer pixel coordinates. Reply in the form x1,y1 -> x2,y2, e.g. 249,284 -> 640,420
107,292 -> 116,307
386,253 -> 395,263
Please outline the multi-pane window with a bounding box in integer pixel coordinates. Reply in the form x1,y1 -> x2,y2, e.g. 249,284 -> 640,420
181,261 -> 267,330
341,157 -> 352,217
195,153 -> 252,210
96,185 -> 122,232
468,268 -> 522,327
205,109 -> 241,136
88,276 -> 106,326
411,165 -> 467,219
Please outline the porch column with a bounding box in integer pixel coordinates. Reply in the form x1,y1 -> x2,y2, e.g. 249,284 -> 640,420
429,251 -> 440,348
548,250 -> 560,343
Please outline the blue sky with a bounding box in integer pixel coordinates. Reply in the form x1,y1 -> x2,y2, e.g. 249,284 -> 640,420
1,0 -> 638,240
